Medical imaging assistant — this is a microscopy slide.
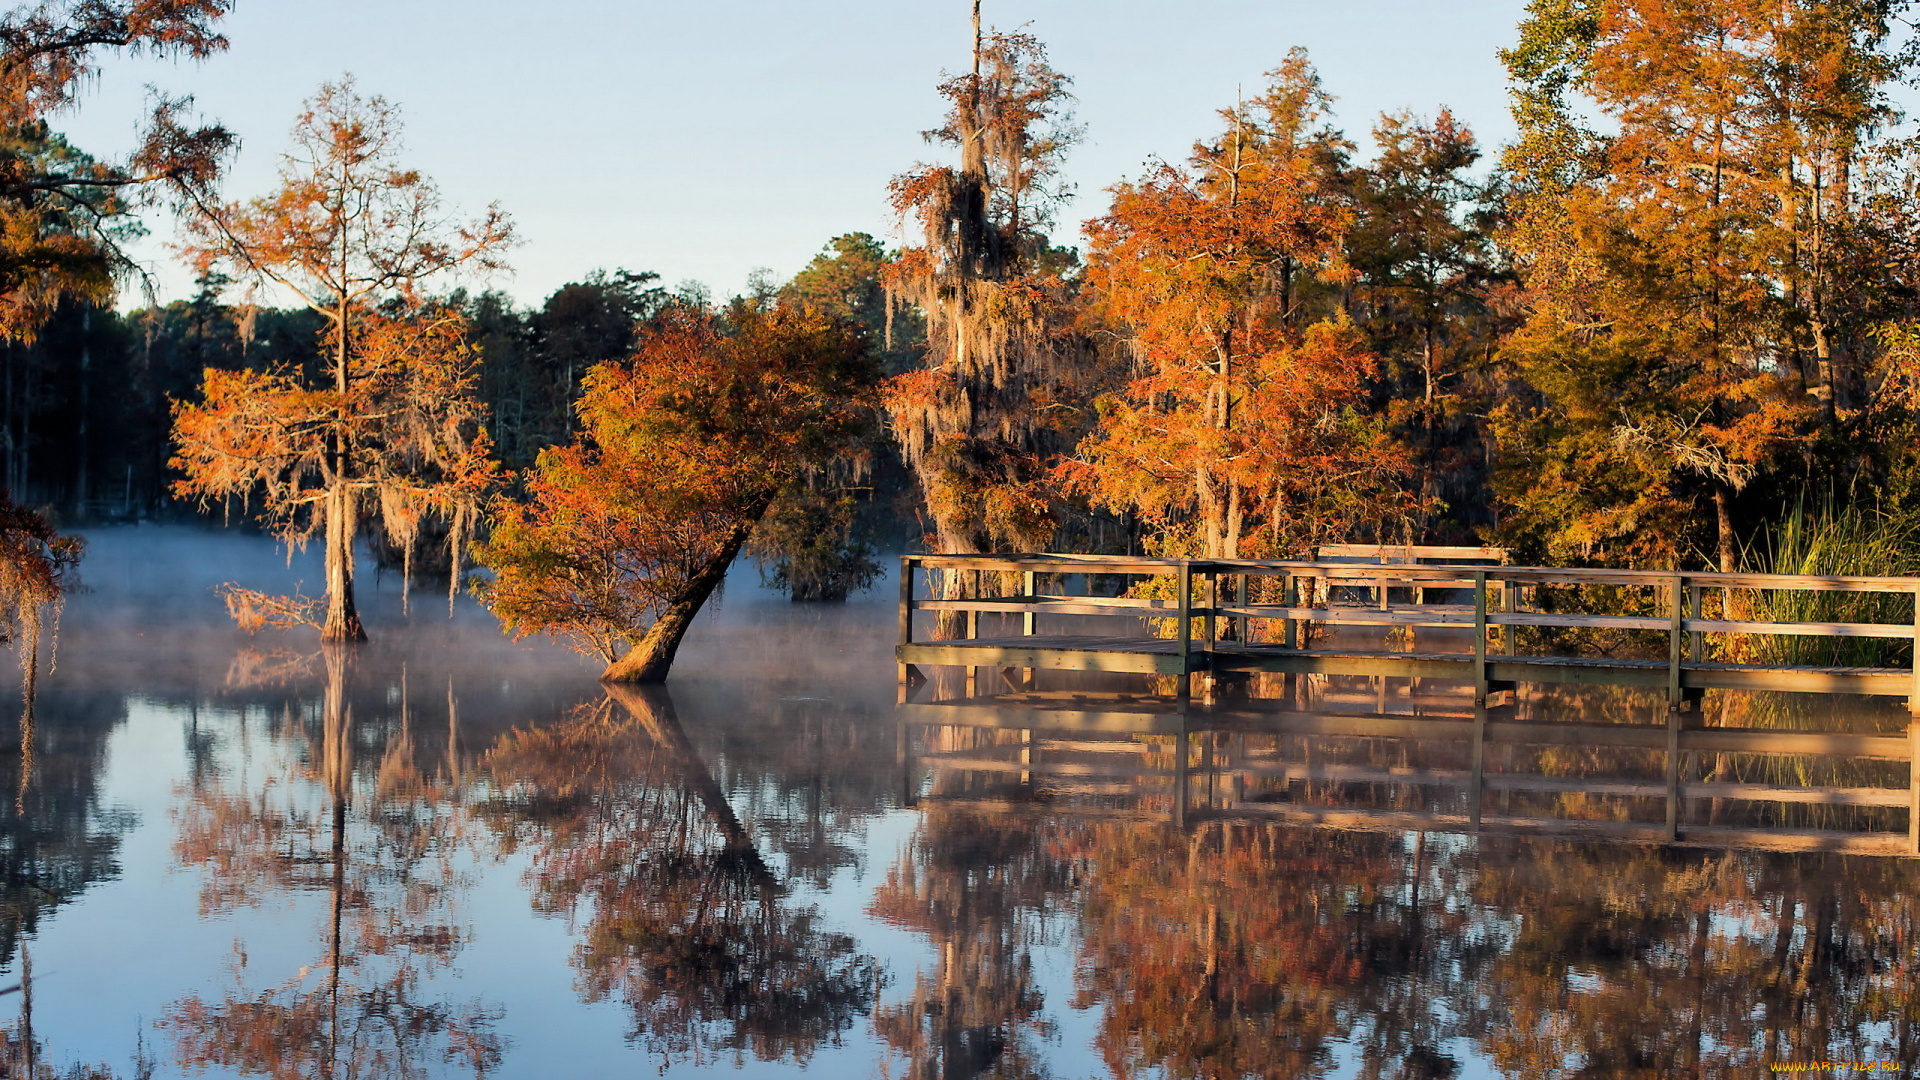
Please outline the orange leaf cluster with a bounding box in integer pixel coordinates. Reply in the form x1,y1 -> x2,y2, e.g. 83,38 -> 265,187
478,304 -> 878,668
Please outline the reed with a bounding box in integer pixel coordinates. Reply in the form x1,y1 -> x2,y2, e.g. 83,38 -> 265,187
1724,499 -> 1918,668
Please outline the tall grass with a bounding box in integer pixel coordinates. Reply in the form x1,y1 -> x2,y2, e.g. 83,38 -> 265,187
1728,499 -> 1918,669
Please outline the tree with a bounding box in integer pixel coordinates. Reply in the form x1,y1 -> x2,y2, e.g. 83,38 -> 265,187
174,79 -> 512,642
172,305 -> 498,638
477,302 -> 878,683
1067,56 -> 1420,559
1349,109 -> 1505,538
883,6 -> 1086,562
1493,0 -> 1906,567
0,0 -> 235,341
0,493 -> 77,693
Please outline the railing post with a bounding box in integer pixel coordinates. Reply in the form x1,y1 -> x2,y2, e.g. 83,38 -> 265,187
1667,573 -> 1685,841
1500,570 -> 1516,656
965,565 -> 979,695
1236,573 -> 1249,644
1689,585 -> 1703,662
1911,584 -> 1919,715
1204,569 -> 1218,652
1177,560 -> 1193,700
1909,719 -> 1919,856
1473,572 -> 1488,688
1284,573 -> 1298,649
1021,567 -> 1036,688
898,556 -> 915,692
1471,571 -> 1487,830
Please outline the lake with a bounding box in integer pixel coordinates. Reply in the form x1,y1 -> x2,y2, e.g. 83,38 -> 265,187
2,526 -> 1911,1078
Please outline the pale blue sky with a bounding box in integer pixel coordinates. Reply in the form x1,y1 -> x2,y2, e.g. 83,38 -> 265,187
60,0 -> 1532,309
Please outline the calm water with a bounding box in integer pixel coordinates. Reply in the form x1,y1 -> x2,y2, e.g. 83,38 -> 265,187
3,526 -> 1915,1078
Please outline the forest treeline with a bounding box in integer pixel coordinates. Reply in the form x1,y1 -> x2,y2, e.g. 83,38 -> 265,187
3,0 -> 1920,678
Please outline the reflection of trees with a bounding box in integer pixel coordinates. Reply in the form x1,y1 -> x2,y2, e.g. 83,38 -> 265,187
1062,823 -> 1479,1080
668,675 -> 901,892
1052,815 -> 1920,1078
0,687 -> 132,972
479,685 -> 877,1066
868,809 -> 1073,1080
1468,846 -> 1920,1078
165,649 -> 502,1079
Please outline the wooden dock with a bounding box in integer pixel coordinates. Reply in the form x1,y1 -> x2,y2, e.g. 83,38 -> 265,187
894,551 -> 1920,855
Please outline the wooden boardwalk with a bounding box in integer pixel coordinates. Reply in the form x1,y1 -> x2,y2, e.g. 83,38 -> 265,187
894,550 -> 1920,855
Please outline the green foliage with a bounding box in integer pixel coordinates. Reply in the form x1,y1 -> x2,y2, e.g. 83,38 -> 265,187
1729,499 -> 1918,668
749,490 -> 882,603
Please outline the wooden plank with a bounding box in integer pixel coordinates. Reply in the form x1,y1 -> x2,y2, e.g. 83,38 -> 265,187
911,553 -> 1920,593
1681,728 -> 1911,759
1316,543 -> 1508,561
909,793 -> 1916,856
897,703 -> 1189,734
925,755 -> 1166,779
1683,618 -> 1914,639
1223,762 -> 1909,805
1217,605 -> 1477,625
898,642 -> 1195,676
1208,804 -> 1914,855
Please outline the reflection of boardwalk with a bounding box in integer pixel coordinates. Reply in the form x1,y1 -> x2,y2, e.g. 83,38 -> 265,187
898,690 -> 1920,857
895,554 -> 1920,854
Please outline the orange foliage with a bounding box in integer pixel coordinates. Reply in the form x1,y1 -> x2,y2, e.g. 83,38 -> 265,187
0,1 -> 235,341
0,492 -> 78,672
172,306 -> 497,629
1072,60 -> 1420,557
176,79 -> 510,640
477,303 -> 877,679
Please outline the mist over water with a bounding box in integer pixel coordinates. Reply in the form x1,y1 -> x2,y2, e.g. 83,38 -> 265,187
0,527 -> 1912,1078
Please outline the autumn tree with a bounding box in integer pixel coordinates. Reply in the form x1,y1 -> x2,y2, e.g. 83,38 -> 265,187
0,493 -> 77,693
173,79 -> 511,642
0,1 -> 235,339
1493,0 -> 1907,567
884,6 -> 1087,563
1067,55 -> 1421,558
477,302 -> 878,683
747,233 -> 919,604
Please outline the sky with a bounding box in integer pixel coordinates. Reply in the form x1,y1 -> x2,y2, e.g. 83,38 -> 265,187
57,0 -> 1534,311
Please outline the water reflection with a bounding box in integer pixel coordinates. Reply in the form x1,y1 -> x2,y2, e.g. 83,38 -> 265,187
0,529 -> 1915,1076
165,650 -> 502,1078
477,685 -> 879,1065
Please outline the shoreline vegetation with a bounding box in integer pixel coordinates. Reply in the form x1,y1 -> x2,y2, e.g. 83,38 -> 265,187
0,2 -> 1912,683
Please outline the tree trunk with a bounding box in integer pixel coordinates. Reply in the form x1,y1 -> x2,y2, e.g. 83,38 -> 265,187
1713,485 -> 1738,573
322,484 -> 366,643
601,521 -> 753,683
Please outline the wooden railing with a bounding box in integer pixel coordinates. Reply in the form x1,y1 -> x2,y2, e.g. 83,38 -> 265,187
898,554 -> 1920,709
897,554 -> 1920,853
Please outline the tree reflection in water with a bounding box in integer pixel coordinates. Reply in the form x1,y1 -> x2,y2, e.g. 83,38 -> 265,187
868,808 -> 1072,1080
478,684 -> 878,1067
1067,821 -> 1920,1077
878,773 -> 1920,1080
164,649 -> 503,1079
0,670 -> 149,1078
